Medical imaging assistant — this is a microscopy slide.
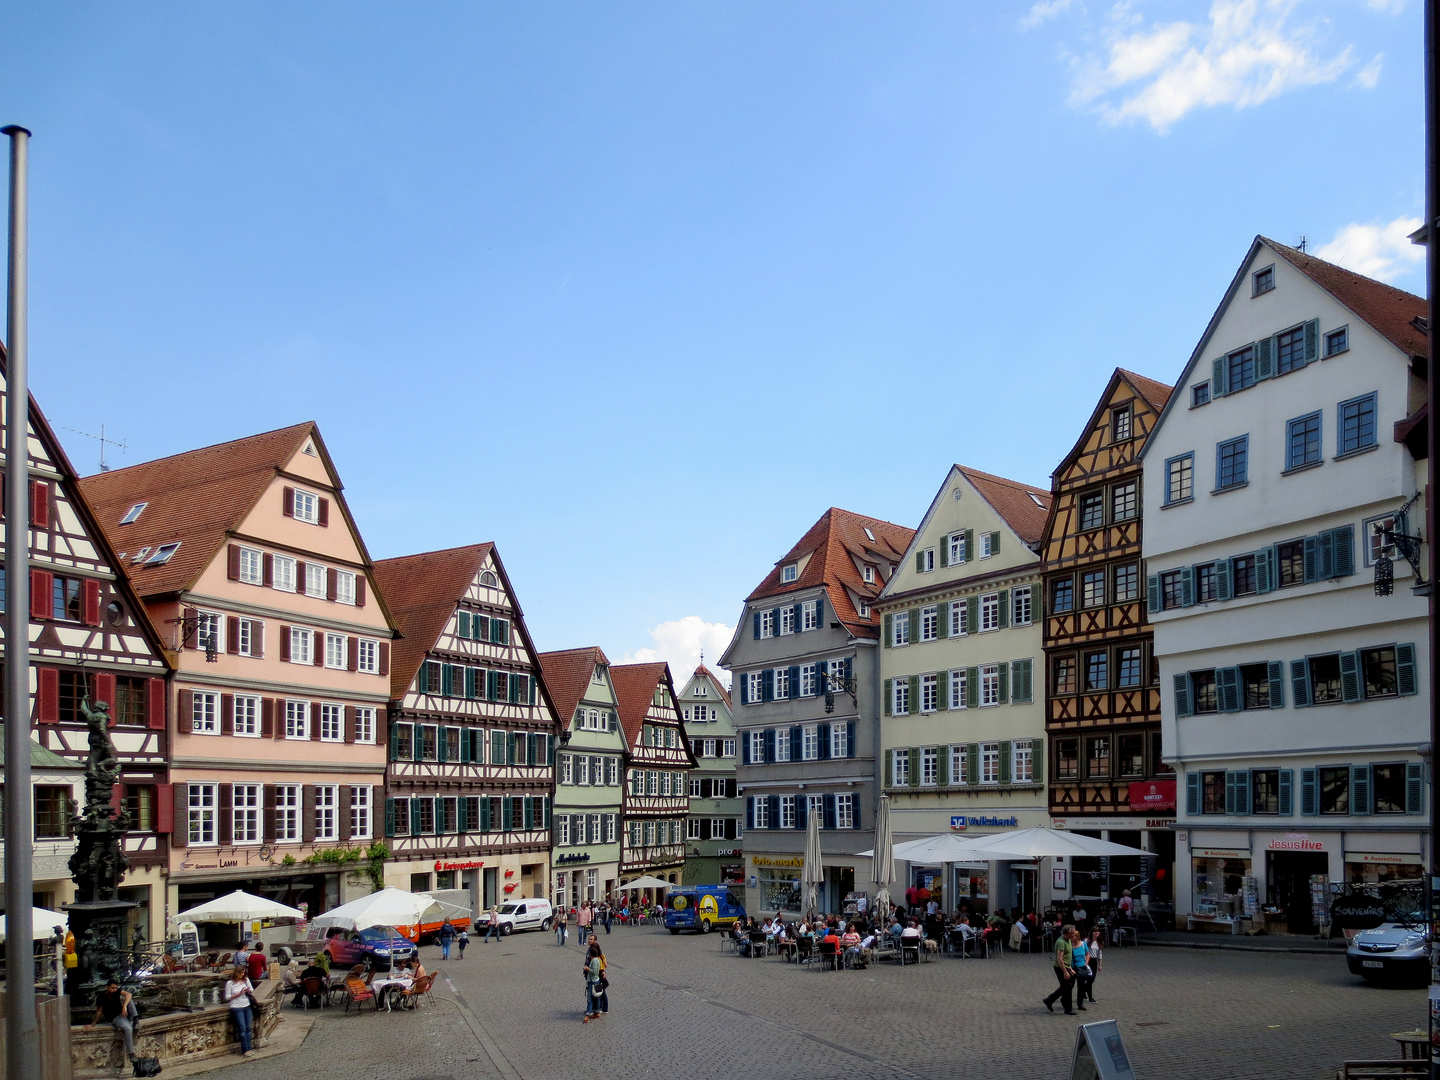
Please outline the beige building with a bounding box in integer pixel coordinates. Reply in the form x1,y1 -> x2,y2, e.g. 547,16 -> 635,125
81,423 -> 397,941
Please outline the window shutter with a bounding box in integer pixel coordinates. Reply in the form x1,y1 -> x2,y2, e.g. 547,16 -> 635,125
318,498 -> 330,527
1224,771 -> 1236,815
1277,770 -> 1293,816
378,640 -> 389,675
907,608 -> 920,642
147,678 -> 166,730
337,784 -> 353,840
740,676 -> 749,706
326,569 -> 338,601
966,596 -> 979,631
176,688 -> 193,734
345,637 -> 358,673
1013,659 -> 1033,703
1179,566 -> 1194,607
389,722 -> 400,760
1185,772 -> 1200,816
762,669 -> 774,702
742,734 -> 751,764
79,578 -> 102,626
908,675 -> 919,712
789,665 -> 801,695
1234,770 -> 1250,815
937,669 -> 949,711
506,731 -> 516,765
1289,659 -> 1312,707
937,603 -> 949,640
261,697 -> 275,738
746,798 -> 755,831
262,553 -> 273,586
220,693 -> 234,736
1396,643 -> 1419,696
883,613 -> 893,647
1339,651 -> 1362,703
1302,536 -> 1319,583
1254,336 -> 1273,379
823,794 -> 837,830
964,529 -> 974,559
313,635 -> 324,667
30,481 -> 50,529
1317,529 -> 1335,580
1406,763 -> 1425,814
282,487 -> 295,517
846,721 -> 855,758
1173,673 -> 1192,717
225,616 -> 239,654
279,626 -> 291,661
441,663 -> 453,698
37,670 -> 58,724
1300,768 -> 1317,816
1261,660 -> 1284,709
1332,526 -> 1355,577
1217,667 -> 1241,713
30,569 -> 51,619
1303,318 -> 1319,362
966,667 -> 979,708
385,798 -> 396,838
170,784 -> 187,847
884,749 -> 894,787
908,747 -> 922,787
998,740 -> 1012,785
938,746 -> 950,786
795,796 -> 807,830
997,589 -> 1009,628
356,576 -> 367,607
819,722 -> 832,760
763,728 -> 775,763
991,530 -> 1001,554
1256,547 -> 1276,594
1030,739 -> 1043,783
1212,356 -> 1228,397
1351,765 -> 1371,815
966,743 -> 979,785
1212,559 -> 1231,601
997,662 -> 1009,704
767,795 -> 780,827
793,603 -> 803,630
1146,575 -> 1160,613
815,595 -> 825,626
915,551 -> 925,574
302,785 -> 317,842
753,612 -> 761,639
479,796 -> 492,832
939,541 -> 948,568
458,611 -> 471,638
344,706 -> 356,744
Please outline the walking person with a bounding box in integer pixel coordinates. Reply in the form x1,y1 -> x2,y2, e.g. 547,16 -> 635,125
1083,928 -> 1103,1004
223,966 -> 258,1058
576,902 -> 593,945
457,928 -> 469,960
601,900 -> 612,934
485,905 -> 501,944
1042,924 -> 1077,1015
439,918 -> 457,960
1070,927 -> 1090,1012
582,942 -> 608,1022
85,979 -> 140,1063
555,905 -> 569,946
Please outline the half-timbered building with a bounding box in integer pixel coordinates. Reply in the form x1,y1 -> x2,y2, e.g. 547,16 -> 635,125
611,662 -> 696,901
539,647 -> 626,909
4,366 -> 172,939
373,544 -> 558,912
80,423 -> 397,937
1041,368 -> 1175,907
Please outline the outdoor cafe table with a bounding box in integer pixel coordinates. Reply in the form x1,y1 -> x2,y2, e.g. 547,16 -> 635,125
370,975 -> 414,1012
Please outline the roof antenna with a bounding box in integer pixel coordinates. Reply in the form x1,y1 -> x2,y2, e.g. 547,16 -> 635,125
59,423 -> 127,472
1298,236 -> 1308,253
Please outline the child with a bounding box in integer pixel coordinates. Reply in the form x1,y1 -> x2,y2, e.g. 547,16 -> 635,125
457,928 -> 469,960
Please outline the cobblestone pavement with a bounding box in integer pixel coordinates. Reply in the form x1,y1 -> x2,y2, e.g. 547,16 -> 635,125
205,926 -> 1425,1080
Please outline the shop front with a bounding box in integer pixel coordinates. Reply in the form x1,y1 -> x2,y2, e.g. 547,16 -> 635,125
747,854 -> 862,916
1189,846 -> 1252,930
1344,850 -> 1424,885
388,853 -> 549,910
170,865 -> 354,949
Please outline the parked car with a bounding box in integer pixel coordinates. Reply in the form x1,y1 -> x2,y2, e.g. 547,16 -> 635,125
664,886 -> 746,935
1343,881 -> 1428,986
475,898 -> 553,936
316,926 -> 418,969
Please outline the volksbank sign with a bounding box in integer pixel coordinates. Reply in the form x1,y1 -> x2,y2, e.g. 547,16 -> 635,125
950,815 -> 1019,831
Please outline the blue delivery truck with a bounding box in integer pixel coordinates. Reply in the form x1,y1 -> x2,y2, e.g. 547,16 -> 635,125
665,885 -> 746,935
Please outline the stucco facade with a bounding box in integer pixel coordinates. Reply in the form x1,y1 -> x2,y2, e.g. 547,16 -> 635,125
677,665 -> 742,887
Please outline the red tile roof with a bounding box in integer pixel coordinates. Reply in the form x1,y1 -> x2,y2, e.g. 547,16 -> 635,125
747,508 -> 916,639
1117,368 -> 1174,413
689,663 -> 732,709
956,467 -> 1051,548
372,544 -> 494,700
78,423 -> 316,598
538,646 -> 612,727
1267,238 -> 1428,358
609,661 -> 672,745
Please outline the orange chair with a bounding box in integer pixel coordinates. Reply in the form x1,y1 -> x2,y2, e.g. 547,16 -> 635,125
343,977 -> 375,1014
398,973 -> 436,1010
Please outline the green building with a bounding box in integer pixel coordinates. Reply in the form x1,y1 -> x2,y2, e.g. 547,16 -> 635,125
677,665 -> 742,887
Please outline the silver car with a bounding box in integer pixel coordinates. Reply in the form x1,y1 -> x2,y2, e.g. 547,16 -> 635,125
1347,903 -> 1429,986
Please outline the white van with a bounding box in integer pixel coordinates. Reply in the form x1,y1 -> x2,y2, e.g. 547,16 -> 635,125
476,897 -> 554,936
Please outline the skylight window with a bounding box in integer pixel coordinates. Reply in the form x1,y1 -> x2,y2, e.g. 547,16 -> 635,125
1028,493 -> 1046,508
145,542 -> 181,566
119,502 -> 148,525
131,547 -> 151,563
863,527 -> 876,541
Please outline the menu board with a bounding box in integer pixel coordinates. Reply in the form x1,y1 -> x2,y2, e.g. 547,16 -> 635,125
1069,1020 -> 1136,1080
176,921 -> 200,959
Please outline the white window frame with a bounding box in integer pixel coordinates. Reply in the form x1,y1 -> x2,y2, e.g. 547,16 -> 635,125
1013,740 -> 1034,784
238,547 -> 263,585
774,667 -> 790,700
800,664 -> 817,696
753,798 -> 770,829
604,814 -> 616,843
188,783 -> 216,845
920,673 -> 938,713
949,668 -> 967,709
305,563 -> 328,598
192,691 -> 219,735
836,793 -> 855,829
689,777 -> 701,797
351,786 -> 372,840
747,672 -> 764,704
893,678 -> 910,716
356,638 -> 379,673
774,727 -> 791,762
1012,586 -> 1033,626
779,606 -> 796,635
196,611 -> 222,655
561,755 -> 573,785
779,795 -> 796,830
293,489 -> 320,524
979,593 -> 1000,632
275,784 -> 300,842
285,699 -> 309,739
892,616 -> 910,647
759,610 -> 775,638
802,600 -> 819,631
921,747 -> 938,786
981,742 -> 1000,785
334,570 -> 357,605
688,817 -> 702,840
920,605 -> 938,642
577,756 -> 591,786
950,745 -> 967,786
950,600 -> 967,637
354,706 -> 375,744
722,738 -> 736,758
948,533 -> 966,565
863,565 -> 875,584
920,548 -> 936,572
980,532 -> 995,559
799,724 -> 818,760
233,694 -> 260,738
236,618 -> 258,658
892,748 -> 910,786
980,665 -> 1000,707
319,702 -> 343,742
314,784 -> 338,840
781,564 -> 797,583
558,817 -> 572,846
232,783 -> 261,844
289,626 -> 313,665
748,731 -> 764,761
324,632 -> 347,670
829,723 -> 849,758
606,757 -> 619,785
272,555 -> 296,593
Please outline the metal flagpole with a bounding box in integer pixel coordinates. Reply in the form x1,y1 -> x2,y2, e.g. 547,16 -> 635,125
1425,2 -> 1440,1074
1,122 -> 36,1080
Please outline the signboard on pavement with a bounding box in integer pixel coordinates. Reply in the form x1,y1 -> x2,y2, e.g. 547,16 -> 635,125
1070,1020 -> 1137,1080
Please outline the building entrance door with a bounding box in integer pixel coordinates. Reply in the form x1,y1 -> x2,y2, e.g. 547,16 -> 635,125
1012,867 -> 1036,914
482,867 -> 498,910
462,870 -> 479,920
1267,851 -> 1328,934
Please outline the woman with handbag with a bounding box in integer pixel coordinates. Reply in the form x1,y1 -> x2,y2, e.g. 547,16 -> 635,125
223,967 -> 257,1058
582,943 -> 608,1022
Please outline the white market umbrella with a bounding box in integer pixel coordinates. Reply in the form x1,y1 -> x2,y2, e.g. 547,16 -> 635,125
0,907 -> 67,943
617,876 -> 673,892
172,890 -> 305,924
870,794 -> 896,918
417,893 -> 472,921
309,887 -> 437,932
889,833 -> 987,864
956,827 -> 1147,860
802,811 -> 823,915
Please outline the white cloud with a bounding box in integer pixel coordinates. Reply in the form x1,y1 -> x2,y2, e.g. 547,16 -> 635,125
1068,0 -> 1355,132
1355,53 -> 1383,89
1367,0 -> 1405,12
618,615 -> 735,689
1021,0 -> 1079,31
1314,216 -> 1425,283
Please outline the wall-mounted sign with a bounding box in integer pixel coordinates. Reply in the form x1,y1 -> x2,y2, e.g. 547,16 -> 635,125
1053,869 -> 1068,890
1268,838 -> 1325,852
1129,779 -> 1176,811
556,853 -> 592,864
753,856 -> 805,868
435,860 -> 485,872
1193,848 -> 1250,859
1348,852 -> 1423,865
951,815 -> 1019,831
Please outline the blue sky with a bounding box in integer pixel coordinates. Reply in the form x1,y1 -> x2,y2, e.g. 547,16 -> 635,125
0,1 -> 1424,681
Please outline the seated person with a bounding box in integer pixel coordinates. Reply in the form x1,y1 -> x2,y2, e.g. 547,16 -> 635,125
820,925 -> 841,951
900,919 -> 922,945
280,959 -> 303,989
888,917 -> 904,947
840,925 -> 862,966
296,960 -> 329,1007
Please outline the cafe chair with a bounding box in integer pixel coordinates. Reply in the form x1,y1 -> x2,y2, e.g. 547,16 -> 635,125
795,937 -> 816,965
299,977 -> 327,1010
748,931 -> 769,960
343,977 -> 376,1015
899,937 -> 921,966
816,939 -> 840,971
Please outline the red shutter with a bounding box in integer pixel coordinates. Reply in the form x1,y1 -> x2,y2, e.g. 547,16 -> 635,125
221,693 -> 234,736
218,784 -> 232,845
177,689 -> 193,734
318,498 -> 330,527
295,561 -> 307,592
226,616 -> 240,654
338,784 -> 352,840
263,553 -> 273,586
226,544 -> 241,580
273,698 -> 286,740
282,487 -> 295,517
262,784 -> 276,842
355,576 -> 366,608
30,480 -> 50,529
183,616 -> 198,650
261,697 -> 275,738
346,637 -> 358,673
253,621 -> 265,659
344,706 -> 355,744
301,785 -> 316,843
170,783 -> 188,847
156,783 -> 174,835
314,633 -> 325,666
94,672 -> 117,722
30,569 -> 52,619
378,641 -> 390,676
279,626 -> 290,661
147,678 -> 166,730
37,667 -> 58,724
82,579 -> 102,626
326,569 -> 337,601
310,703 -> 321,740
111,783 -> 124,817
376,707 -> 387,746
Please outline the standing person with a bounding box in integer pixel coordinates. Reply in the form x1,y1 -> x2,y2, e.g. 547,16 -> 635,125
601,900 -> 612,935
485,905 -> 501,944
576,902 -> 593,945
555,905 -> 569,947
85,980 -> 140,1063
1042,924 -> 1077,1015
1083,929 -> 1103,1004
439,918 -> 456,960
247,941 -> 269,982
582,942 -> 608,1022
457,928 -> 469,960
223,966 -> 258,1058
1070,928 -> 1090,1012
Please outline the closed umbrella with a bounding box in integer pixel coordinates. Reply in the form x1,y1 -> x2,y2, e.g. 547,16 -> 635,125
0,907 -> 67,943
870,794 -> 896,919
802,810 -> 823,915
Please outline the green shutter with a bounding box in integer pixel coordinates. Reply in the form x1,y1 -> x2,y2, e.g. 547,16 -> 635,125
1406,763 -> 1425,814
938,746 -> 949,786
458,611 -> 471,638
997,589 -> 1009,629
1255,336 -> 1273,379
997,662 -> 1009,704
1173,673 -> 1192,717
883,613 -> 893,648
937,603 -> 948,639
989,531 -> 1000,554
441,664 -> 453,697
1212,356 -> 1228,397
908,675 -> 919,712
1013,658 -> 1033,703
965,596 -> 979,633
999,740 -> 1012,785
1396,643 -> 1419,696
908,747 -> 922,787
883,678 -> 892,716
1303,319 -> 1319,362
963,529 -> 974,561
907,608 -> 920,642
937,670 -> 949,711
915,551 -> 925,574
884,749 -> 894,788
966,667 -> 979,708
939,541 -> 949,569
1030,739 -> 1043,784
966,743 -> 979,785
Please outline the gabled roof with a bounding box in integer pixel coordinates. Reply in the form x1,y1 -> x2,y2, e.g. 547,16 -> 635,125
1050,368 -> 1174,483
610,662 -> 672,744
747,508 -> 916,638
1119,368 -> 1174,413
1268,239 -> 1428,359
689,663 -> 733,709
538,646 -> 612,726
372,544 -> 494,700
956,466 -> 1051,547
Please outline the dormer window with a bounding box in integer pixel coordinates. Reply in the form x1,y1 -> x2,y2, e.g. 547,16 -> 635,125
863,565 -> 875,584
131,547 -> 151,563
119,502 -> 147,525
858,602 -> 871,618
781,564 -> 797,583
145,542 -> 181,566
1252,265 -> 1275,296
593,665 -> 606,682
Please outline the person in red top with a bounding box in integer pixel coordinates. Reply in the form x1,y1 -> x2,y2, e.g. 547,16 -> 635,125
246,941 -> 269,982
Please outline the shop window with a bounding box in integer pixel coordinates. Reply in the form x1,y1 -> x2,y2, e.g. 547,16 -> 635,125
1055,739 -> 1079,780
1240,663 -> 1271,709
1251,770 -> 1280,815
1361,647 -> 1398,699
1277,539 -> 1306,587
1191,670 -> 1218,714
1309,655 -> 1343,704
1201,771 -> 1225,814
1372,763 -> 1407,814
1117,734 -> 1145,778
1086,737 -> 1110,779
1052,655 -> 1076,696
1319,766 -> 1350,814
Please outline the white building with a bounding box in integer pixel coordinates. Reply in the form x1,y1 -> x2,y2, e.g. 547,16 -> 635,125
1142,237 -> 1429,934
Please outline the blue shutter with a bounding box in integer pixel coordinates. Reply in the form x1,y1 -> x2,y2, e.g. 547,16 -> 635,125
753,612 -> 761,639
762,669 -> 774,702
1278,770 -> 1293,816
819,722 -> 832,760
790,726 -> 802,760
1180,566 -> 1194,607
816,595 -> 825,627
1185,772 -> 1200,816
1396,643 -> 1418,696
823,794 -> 837,830
1339,651 -> 1362,703
789,665 -> 801,696
763,728 -> 776,763
1318,529 -> 1335,580
1173,673 -> 1192,717
1290,659 -> 1312,707
1351,765 -> 1371,815
740,676 -> 749,706
1332,526 -> 1355,576
1212,356 -> 1228,397
1224,771 -> 1235,815
846,721 -> 856,758
741,733 -> 751,764
745,797 -> 755,830
795,796 -> 807,830
1217,667 -> 1241,713
1406,763 -> 1425,814
1267,661 -> 1285,708
1300,768 -> 1317,816
1304,319 -> 1319,361
1303,536 -> 1319,583
389,723 -> 400,760
1146,575 -> 1160,613
767,795 -> 780,828
1234,770 -> 1250,815
1255,336 -> 1273,379
1254,548 -> 1274,594
1214,559 -> 1232,600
